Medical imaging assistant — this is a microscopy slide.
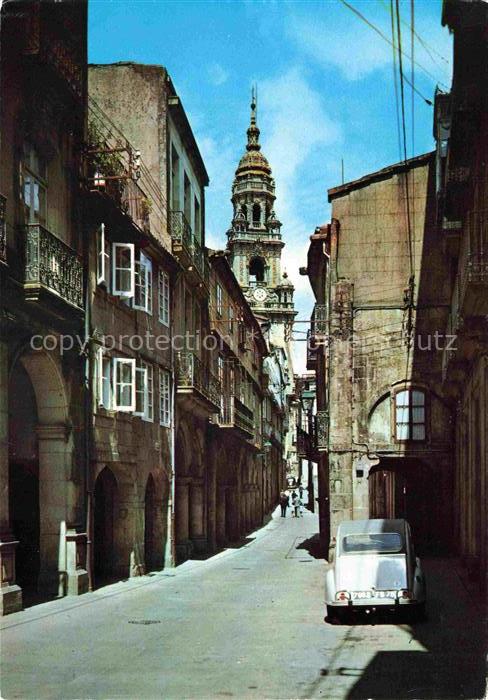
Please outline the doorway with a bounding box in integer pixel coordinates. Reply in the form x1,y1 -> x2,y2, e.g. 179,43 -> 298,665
93,467 -> 117,585
144,474 -> 156,572
369,459 -> 433,551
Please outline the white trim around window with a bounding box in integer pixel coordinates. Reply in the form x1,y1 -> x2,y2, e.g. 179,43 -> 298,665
158,269 -> 170,326
159,368 -> 171,427
96,223 -> 110,287
96,347 -> 112,409
112,242 -> 135,297
113,357 -> 136,411
133,252 -> 153,314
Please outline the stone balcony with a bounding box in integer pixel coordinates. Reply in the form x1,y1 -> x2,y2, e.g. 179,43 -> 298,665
23,224 -> 83,315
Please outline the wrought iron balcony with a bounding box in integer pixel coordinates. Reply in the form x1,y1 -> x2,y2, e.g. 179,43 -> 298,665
315,411 -> 329,452
170,211 -> 208,288
311,303 -> 328,336
24,224 -> 83,311
457,209 -> 488,317
234,397 -> 254,437
175,351 -> 220,411
170,211 -> 192,253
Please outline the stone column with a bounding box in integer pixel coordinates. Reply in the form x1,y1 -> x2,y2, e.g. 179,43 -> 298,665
207,448 -> 217,553
190,481 -> 207,555
216,487 -> 226,545
175,478 -> 190,560
0,340 -> 22,615
36,424 -> 74,598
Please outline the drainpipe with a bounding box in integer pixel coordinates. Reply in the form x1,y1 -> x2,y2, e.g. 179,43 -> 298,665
165,289 -> 176,568
83,221 -> 93,592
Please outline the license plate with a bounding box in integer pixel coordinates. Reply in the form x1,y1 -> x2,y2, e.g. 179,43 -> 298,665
376,590 -> 397,599
351,591 -> 373,600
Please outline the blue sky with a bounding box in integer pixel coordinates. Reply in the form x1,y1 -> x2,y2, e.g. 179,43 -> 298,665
89,0 -> 453,370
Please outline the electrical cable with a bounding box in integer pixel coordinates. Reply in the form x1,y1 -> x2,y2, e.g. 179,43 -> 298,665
339,0 -> 446,97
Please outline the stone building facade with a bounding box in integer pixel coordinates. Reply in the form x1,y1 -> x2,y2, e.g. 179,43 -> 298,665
0,0 -> 89,613
88,62 -> 219,566
436,0 -> 488,595
306,154 -> 455,555
208,251 -> 284,548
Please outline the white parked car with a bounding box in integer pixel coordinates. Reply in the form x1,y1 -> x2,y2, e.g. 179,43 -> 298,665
325,518 -> 426,621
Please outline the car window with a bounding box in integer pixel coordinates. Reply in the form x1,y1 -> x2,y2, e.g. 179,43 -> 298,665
342,533 -> 403,554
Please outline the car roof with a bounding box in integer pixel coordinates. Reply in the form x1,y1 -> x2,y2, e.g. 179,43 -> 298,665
337,519 -> 407,536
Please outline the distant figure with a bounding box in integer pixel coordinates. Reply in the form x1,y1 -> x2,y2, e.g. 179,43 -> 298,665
279,491 -> 289,518
291,491 -> 298,517
298,496 -> 304,517
299,485 -> 304,499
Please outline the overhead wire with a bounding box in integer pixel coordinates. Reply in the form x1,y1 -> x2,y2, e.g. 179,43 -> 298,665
339,0 -> 446,99
378,0 -> 450,70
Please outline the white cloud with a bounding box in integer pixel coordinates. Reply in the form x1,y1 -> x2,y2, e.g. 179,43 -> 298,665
259,67 -> 340,291
286,9 -> 452,86
287,13 -> 392,81
207,61 -> 229,86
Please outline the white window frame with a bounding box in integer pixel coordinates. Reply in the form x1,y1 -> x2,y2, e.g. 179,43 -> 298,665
158,269 -> 170,326
159,368 -> 171,427
394,389 -> 426,442
113,357 -> 136,411
134,361 -> 154,421
96,347 -> 112,409
216,283 -> 223,318
96,223 -> 110,286
134,365 -> 148,417
112,242 -> 135,297
133,252 -> 152,314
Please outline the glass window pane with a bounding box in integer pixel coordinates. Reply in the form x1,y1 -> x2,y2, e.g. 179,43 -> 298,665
396,407 -> 409,424
396,423 -> 409,440
412,424 -> 425,441
412,407 -> 425,423
412,390 -> 425,406
396,390 -> 409,407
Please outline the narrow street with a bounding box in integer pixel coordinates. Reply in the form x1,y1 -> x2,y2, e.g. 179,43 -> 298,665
1,509 -> 485,700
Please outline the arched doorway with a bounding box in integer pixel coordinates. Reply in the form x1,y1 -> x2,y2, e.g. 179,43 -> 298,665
94,467 -> 117,585
144,474 -> 156,572
369,459 -> 433,551
8,363 -> 40,595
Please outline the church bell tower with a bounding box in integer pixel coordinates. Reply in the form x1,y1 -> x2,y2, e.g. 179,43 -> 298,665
226,89 -> 297,351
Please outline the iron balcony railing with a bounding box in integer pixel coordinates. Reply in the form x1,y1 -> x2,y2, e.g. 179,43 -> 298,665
170,211 -> 208,287
315,411 -> 329,451
460,208 -> 488,293
170,210 -> 192,252
86,98 -> 166,237
234,397 -> 254,437
175,351 -> 220,410
24,224 -> 83,310
311,303 -> 328,336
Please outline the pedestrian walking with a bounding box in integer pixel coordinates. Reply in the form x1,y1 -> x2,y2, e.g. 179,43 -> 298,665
291,491 -> 298,517
279,490 -> 289,517
298,496 -> 304,517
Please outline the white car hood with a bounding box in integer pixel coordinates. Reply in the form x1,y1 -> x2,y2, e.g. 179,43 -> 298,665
336,554 -> 408,591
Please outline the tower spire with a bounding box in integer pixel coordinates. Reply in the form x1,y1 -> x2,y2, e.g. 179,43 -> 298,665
247,84 -> 260,151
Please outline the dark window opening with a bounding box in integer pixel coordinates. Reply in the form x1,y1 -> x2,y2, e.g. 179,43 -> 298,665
249,257 -> 265,286
252,203 -> 261,226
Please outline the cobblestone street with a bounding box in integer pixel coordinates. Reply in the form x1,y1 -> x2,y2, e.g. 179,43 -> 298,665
1,509 -> 485,699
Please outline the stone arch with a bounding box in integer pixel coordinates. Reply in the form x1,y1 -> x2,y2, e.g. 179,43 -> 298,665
8,348 -> 75,599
